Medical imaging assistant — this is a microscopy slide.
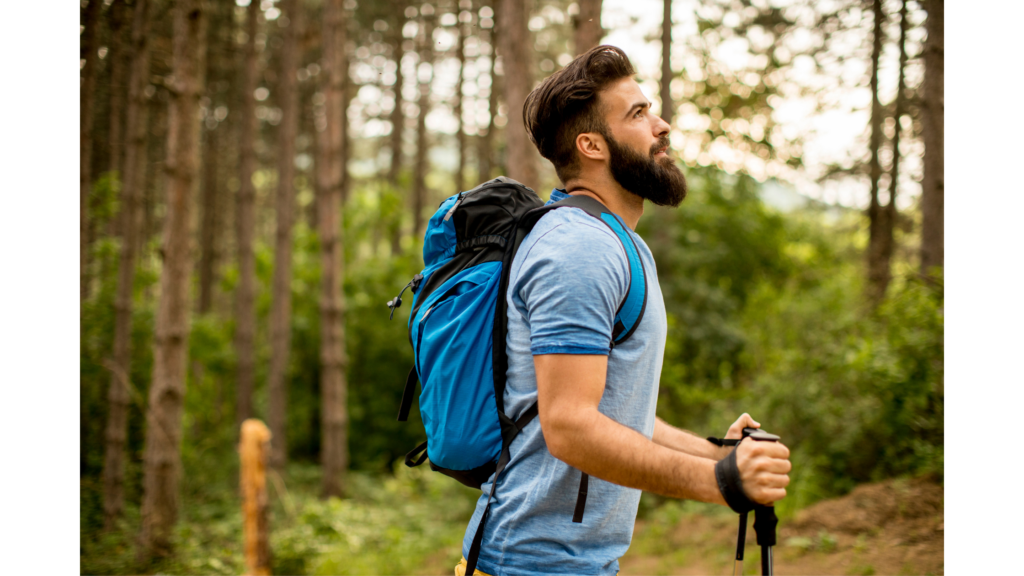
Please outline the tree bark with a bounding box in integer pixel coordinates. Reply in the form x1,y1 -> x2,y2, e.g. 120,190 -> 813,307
920,0 -> 944,277
388,2 -> 407,186
478,4 -> 497,182
81,0 -> 103,302
103,0 -> 151,532
455,6 -> 466,193
412,12 -> 434,239
498,0 -> 537,187
108,0 -> 129,182
235,0 -> 261,430
877,0 -> 909,297
388,1 -> 408,256
865,0 -> 887,303
319,0 -> 350,499
198,0 -> 227,315
659,0 -> 673,126
269,0 -> 302,470
573,0 -> 603,55
139,0 -> 206,559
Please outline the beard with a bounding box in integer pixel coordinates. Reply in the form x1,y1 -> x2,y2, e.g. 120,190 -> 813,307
604,132 -> 688,207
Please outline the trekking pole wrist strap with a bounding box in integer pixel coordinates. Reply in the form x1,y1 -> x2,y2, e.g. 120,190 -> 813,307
715,445 -> 756,514
706,436 -> 741,447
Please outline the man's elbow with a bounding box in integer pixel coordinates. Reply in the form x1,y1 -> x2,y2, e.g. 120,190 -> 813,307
539,410 -> 591,465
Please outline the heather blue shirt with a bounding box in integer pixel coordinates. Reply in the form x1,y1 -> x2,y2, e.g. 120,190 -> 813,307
462,190 -> 668,575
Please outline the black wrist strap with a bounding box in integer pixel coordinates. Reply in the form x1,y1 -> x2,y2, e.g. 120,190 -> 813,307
707,436 -> 741,447
715,445 -> 756,514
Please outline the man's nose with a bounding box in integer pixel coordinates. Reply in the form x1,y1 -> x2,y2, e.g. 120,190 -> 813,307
653,114 -> 670,137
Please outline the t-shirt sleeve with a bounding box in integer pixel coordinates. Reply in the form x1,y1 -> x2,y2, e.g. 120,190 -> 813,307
512,217 -> 630,356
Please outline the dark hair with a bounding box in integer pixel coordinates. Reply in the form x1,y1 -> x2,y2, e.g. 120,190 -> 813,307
523,45 -> 636,183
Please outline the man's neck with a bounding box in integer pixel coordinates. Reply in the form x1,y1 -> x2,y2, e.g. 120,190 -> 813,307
563,173 -> 644,230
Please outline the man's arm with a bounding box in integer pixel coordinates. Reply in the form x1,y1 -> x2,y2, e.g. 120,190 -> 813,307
652,414 -> 761,461
535,354 -> 790,505
653,418 -> 725,460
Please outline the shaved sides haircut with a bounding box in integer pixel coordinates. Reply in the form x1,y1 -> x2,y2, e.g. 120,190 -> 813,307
523,45 -> 636,183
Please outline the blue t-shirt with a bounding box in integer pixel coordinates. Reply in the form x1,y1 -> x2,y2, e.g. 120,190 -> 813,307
462,190 -> 668,575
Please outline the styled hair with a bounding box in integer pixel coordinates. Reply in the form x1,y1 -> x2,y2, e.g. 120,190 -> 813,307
523,45 -> 636,183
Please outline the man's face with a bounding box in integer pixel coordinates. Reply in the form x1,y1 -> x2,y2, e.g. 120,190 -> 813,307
596,77 -> 687,207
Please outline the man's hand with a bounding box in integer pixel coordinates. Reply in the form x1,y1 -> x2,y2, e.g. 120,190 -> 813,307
711,413 -> 761,460
724,413 -> 760,440
735,438 -> 791,505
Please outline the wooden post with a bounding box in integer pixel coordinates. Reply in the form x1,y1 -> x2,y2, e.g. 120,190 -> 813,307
240,419 -> 272,575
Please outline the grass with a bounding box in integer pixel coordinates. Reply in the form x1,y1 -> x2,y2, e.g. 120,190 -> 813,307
81,459 -> 481,575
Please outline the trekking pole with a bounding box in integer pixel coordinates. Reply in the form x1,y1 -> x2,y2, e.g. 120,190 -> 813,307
729,427 -> 781,575
733,509 -> 748,576
744,427 -> 780,576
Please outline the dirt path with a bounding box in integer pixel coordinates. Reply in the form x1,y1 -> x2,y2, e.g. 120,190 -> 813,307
619,477 -> 943,576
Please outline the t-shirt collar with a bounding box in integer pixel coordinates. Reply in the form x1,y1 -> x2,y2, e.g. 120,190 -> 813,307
546,188 -> 570,205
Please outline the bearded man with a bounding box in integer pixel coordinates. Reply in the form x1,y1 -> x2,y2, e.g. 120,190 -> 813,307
455,45 -> 792,576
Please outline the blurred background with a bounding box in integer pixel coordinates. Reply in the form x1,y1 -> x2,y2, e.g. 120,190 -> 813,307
79,0 -> 944,574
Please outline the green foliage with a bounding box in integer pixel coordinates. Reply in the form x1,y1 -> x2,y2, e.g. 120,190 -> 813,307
80,168 -> 942,573
638,166 -> 942,515
80,462 -> 478,576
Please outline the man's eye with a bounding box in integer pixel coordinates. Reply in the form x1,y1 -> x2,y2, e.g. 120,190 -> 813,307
634,108 -> 644,118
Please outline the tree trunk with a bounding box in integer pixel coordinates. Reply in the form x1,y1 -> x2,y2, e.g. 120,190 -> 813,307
920,0 -> 944,277
412,12 -> 434,239
108,0 -> 129,182
659,0 -> 673,126
388,2 -> 406,186
139,0 -> 206,559
269,0 -> 302,470
573,0 -> 603,55
103,0 -> 151,532
81,0 -> 103,302
498,0 -> 537,187
319,0 -> 350,499
865,0 -> 887,303
235,0 -> 261,430
455,6 -> 466,193
198,0 -> 227,315
388,1 -> 408,256
478,5 -> 497,182
877,0 -> 909,297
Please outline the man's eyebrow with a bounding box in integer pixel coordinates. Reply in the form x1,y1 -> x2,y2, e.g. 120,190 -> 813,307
625,101 -> 651,118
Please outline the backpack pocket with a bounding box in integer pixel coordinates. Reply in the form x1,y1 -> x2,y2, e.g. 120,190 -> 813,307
411,260 -> 503,471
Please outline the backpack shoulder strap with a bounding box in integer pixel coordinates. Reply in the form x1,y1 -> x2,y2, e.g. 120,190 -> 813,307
514,192 -> 649,347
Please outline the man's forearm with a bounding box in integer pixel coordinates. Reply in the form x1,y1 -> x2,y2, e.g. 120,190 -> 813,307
544,407 -> 726,505
652,417 -> 727,461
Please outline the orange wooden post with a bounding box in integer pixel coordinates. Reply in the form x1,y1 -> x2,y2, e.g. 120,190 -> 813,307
240,419 -> 272,575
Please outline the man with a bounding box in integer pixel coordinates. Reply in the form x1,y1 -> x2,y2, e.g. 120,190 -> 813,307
455,45 -> 791,576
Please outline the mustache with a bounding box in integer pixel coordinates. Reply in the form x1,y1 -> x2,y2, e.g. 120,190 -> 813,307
649,136 -> 671,157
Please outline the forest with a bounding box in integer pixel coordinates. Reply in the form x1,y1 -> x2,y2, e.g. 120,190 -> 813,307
78,0 -> 944,574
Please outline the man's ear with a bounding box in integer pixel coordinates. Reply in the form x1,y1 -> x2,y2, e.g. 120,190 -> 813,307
576,132 -> 608,162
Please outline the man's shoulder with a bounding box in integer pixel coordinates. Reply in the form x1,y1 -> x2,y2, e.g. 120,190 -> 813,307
523,205 -> 624,257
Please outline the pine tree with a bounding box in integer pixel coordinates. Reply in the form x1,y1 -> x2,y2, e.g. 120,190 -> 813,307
920,0 -> 943,277
234,0 -> 261,429
268,0 -> 303,469
573,0 -> 603,55
498,0 -> 537,187
139,0 -> 206,558
660,0 -> 673,126
103,0 -> 151,531
319,0 -> 350,499
81,0 -> 103,302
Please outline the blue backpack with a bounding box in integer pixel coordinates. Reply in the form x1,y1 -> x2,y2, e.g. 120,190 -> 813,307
387,177 -> 648,574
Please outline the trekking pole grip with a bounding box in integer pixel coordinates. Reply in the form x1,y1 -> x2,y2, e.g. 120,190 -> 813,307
742,427 -> 781,576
